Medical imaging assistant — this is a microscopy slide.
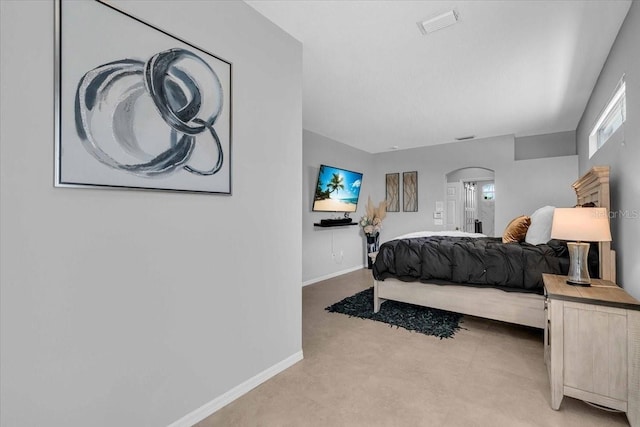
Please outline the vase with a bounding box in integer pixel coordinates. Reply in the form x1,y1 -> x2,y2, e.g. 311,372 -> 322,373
366,233 -> 379,269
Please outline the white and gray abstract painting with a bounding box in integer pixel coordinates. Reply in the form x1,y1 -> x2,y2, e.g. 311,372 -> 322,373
57,0 -> 231,194
75,48 -> 224,178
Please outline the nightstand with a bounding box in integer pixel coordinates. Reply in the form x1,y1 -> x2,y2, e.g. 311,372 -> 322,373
543,273 -> 640,426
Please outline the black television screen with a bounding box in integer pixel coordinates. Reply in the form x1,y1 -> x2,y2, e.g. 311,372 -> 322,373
313,165 -> 363,213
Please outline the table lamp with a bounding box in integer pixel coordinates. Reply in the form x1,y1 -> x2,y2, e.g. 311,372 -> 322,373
551,207 -> 612,286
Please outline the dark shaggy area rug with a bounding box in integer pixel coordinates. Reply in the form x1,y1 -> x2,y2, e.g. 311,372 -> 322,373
325,287 -> 464,339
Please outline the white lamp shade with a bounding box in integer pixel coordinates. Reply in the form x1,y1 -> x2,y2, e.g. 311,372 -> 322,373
551,207 -> 612,242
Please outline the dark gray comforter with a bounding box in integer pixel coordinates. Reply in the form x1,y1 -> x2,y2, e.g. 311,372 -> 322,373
372,236 -> 598,294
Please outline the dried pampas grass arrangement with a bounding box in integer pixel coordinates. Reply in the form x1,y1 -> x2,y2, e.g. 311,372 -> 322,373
360,196 -> 387,235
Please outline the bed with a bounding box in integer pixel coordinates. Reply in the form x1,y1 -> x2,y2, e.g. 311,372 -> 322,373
372,166 -> 615,329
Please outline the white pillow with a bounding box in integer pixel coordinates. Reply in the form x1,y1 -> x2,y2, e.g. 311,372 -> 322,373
525,206 -> 555,245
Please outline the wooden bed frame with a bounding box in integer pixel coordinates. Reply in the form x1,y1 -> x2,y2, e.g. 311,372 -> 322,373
373,166 -> 615,329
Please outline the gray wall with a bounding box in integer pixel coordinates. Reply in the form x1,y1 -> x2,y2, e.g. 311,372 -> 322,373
0,1 -> 302,426
302,131 -> 375,284
576,1 -> 640,299
515,130 -> 576,160
372,135 -> 578,240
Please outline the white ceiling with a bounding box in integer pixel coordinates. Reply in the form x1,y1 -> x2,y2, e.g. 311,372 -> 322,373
246,0 -> 631,153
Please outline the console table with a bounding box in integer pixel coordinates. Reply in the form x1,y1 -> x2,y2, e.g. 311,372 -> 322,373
543,273 -> 639,426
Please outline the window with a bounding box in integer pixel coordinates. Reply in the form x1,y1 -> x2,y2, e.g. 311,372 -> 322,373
482,183 -> 495,200
589,77 -> 626,158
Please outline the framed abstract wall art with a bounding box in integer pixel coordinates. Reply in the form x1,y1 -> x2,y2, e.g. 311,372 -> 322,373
385,173 -> 400,212
54,0 -> 232,194
403,171 -> 418,212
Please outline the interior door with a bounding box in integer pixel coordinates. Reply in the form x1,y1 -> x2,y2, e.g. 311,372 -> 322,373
445,181 -> 462,231
477,180 -> 495,236
463,182 -> 477,232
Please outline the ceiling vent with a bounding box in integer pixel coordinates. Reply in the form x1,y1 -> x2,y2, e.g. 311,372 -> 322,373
417,10 -> 459,35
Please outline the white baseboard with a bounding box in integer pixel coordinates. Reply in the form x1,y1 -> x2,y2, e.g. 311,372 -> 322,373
302,264 -> 366,287
167,350 -> 304,427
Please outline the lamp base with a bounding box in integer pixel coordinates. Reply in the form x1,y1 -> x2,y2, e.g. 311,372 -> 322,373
566,279 -> 591,287
567,241 -> 591,286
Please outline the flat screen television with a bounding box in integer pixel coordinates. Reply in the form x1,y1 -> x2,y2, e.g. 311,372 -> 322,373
313,165 -> 363,213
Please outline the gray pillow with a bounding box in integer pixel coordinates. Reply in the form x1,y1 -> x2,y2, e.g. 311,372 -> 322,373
525,206 -> 555,245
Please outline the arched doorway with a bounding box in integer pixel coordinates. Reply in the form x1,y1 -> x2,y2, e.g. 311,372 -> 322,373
445,167 -> 495,236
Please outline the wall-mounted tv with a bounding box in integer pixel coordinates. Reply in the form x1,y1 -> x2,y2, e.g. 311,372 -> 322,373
313,165 -> 363,213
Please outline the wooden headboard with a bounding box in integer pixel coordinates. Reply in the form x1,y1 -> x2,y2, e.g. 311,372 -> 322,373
572,166 -> 616,282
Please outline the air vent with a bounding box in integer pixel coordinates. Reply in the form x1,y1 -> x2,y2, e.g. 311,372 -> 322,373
455,135 -> 475,141
417,10 -> 459,35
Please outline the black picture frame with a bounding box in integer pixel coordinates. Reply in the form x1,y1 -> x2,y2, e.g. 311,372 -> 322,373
403,171 -> 418,212
385,173 -> 400,212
